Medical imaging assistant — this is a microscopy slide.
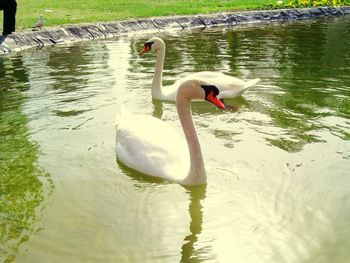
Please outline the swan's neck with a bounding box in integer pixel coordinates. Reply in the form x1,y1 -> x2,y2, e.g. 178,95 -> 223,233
152,47 -> 165,98
177,99 -> 206,185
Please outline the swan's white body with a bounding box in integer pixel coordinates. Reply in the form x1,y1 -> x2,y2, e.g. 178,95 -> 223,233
116,106 -> 190,182
140,37 -> 260,101
116,80 -> 225,185
162,71 -> 260,100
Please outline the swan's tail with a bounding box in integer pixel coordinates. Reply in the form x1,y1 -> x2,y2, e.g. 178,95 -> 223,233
244,78 -> 260,89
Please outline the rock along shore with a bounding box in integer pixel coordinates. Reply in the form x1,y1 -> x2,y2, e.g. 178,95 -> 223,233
1,6 -> 349,54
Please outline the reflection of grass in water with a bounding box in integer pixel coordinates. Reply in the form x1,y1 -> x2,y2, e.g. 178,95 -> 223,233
0,92 -> 53,261
267,108 -> 326,152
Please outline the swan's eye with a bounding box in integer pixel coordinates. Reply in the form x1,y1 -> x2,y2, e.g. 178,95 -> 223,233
212,86 -> 220,96
201,85 -> 220,99
145,41 -> 154,48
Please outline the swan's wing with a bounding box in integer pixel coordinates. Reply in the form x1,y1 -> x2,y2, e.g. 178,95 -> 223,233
164,72 -> 260,100
116,112 -> 189,180
176,72 -> 259,98
176,71 -> 245,89
217,77 -> 260,98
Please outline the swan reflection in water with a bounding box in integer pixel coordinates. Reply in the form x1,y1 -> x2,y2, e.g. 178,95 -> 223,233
116,160 -> 208,262
181,185 -> 207,262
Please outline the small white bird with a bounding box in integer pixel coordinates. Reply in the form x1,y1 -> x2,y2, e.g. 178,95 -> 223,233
32,15 -> 45,31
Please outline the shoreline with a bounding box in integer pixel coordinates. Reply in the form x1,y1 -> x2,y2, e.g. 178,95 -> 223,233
1,6 -> 349,54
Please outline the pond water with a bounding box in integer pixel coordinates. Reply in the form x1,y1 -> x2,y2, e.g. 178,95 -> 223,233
1,16 -> 350,262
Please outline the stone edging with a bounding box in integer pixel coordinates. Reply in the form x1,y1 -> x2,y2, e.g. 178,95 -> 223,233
1,6 -> 349,54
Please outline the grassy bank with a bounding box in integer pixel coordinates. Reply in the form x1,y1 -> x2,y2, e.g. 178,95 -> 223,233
13,0 -> 272,30
1,0 -> 349,31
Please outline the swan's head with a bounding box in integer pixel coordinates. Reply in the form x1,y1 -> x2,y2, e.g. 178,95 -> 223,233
202,85 -> 225,110
177,81 -> 225,110
139,37 -> 165,55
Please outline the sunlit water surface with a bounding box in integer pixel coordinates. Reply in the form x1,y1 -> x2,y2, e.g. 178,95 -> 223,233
1,17 -> 350,262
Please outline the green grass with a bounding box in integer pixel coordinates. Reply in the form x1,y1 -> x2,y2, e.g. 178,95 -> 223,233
1,0 -> 349,31
10,0 -> 273,30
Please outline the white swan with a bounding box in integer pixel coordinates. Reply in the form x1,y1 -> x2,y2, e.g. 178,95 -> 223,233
116,80 -> 225,186
140,37 -> 260,101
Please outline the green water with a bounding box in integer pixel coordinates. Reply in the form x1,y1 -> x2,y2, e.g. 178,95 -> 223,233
0,16 -> 349,262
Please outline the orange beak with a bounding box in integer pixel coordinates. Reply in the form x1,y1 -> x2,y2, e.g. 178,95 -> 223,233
139,45 -> 151,55
207,91 -> 225,110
